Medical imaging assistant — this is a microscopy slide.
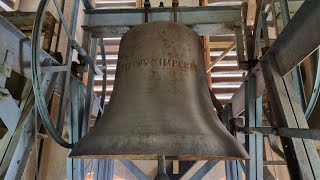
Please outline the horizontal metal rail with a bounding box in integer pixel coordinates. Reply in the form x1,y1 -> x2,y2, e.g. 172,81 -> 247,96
83,6 -> 241,37
237,126 -> 320,140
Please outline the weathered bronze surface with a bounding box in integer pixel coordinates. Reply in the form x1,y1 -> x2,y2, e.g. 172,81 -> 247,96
70,21 -> 249,160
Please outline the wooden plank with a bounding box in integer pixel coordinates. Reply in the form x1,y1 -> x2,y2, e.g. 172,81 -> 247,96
173,160 -> 179,174
245,76 -> 257,180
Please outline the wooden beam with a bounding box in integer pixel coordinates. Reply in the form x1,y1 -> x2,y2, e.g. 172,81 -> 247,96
206,42 -> 235,73
260,54 -> 320,179
203,36 -> 212,87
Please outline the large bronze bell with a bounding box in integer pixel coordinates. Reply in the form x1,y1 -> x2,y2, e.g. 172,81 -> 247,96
70,21 -> 249,160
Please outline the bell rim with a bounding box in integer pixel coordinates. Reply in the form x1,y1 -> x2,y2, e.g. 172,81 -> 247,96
68,154 -> 249,160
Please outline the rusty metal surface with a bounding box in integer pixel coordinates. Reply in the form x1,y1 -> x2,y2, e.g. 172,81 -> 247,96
70,22 -> 249,160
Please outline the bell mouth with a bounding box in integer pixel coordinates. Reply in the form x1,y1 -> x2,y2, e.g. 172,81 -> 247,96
69,134 -> 249,160
69,154 -> 249,161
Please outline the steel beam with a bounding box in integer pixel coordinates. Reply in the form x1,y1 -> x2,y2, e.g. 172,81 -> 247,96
235,26 -> 246,68
206,42 -> 236,73
0,88 -> 20,134
119,160 -> 148,180
82,38 -> 97,136
239,127 -> 320,140
243,76 -> 263,180
0,14 -> 59,80
81,0 -> 93,9
0,72 -> 57,179
255,97 -> 263,179
245,76 -> 257,180
83,6 -> 241,37
56,0 -> 81,136
0,1 -> 13,11
271,0 -> 320,76
189,160 -> 219,180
